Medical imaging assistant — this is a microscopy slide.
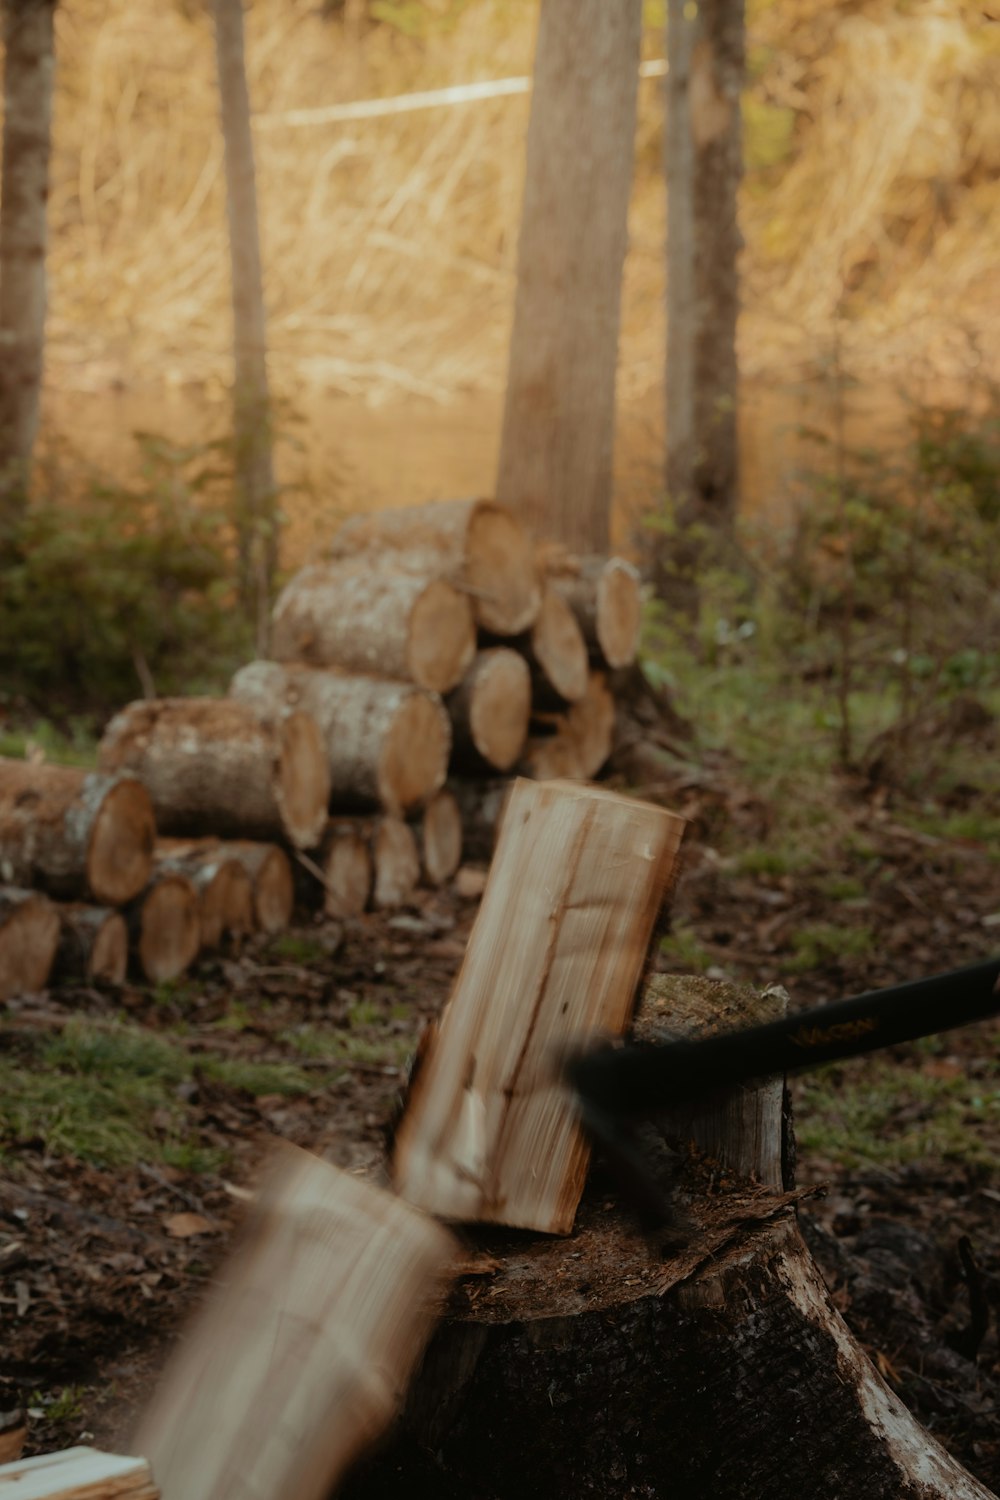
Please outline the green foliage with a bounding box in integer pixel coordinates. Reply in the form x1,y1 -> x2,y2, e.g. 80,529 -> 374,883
0,433 -> 253,718
743,95 -> 796,175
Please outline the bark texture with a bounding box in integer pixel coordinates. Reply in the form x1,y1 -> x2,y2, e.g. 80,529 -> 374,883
0,761 -> 155,905
212,0 -> 276,645
0,885 -> 59,1000
98,698 -> 330,850
496,0 -> 643,553
659,0 -> 744,592
0,0 -> 56,523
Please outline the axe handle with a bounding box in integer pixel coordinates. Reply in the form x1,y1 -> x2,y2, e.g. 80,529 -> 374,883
568,956 -> 1000,1119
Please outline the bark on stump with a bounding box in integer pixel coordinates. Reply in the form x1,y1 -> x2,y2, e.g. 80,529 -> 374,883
0,886 -> 59,1000
347,976 -> 994,1500
126,872 -> 202,984
52,904 -> 128,987
222,840 -> 294,934
154,841 -> 255,950
549,555 -> 642,669
446,650 -> 531,774
98,698 -> 329,851
231,661 -> 451,814
270,559 -> 476,693
329,498 -> 541,636
0,761 -> 155,905
412,790 -> 462,887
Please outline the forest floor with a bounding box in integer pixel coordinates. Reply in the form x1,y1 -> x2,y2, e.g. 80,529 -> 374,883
0,743 -> 998,1494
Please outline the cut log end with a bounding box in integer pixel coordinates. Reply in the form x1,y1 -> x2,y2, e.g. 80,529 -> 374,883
406,579 -> 477,693
55,905 -> 129,987
379,692 -> 451,813
0,888 -> 60,1001
320,826 -> 373,919
466,501 -> 542,635
596,556 -> 642,668
532,586 -> 589,702
86,775 -> 157,905
275,710 -> 331,849
373,818 -> 421,909
241,845 -> 294,934
418,791 -> 463,887
133,874 -> 201,984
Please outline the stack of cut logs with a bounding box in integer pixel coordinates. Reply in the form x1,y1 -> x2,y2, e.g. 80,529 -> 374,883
0,499 -> 642,1000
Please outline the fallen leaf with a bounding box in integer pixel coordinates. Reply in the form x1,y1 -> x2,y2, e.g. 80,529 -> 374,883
163,1212 -> 214,1239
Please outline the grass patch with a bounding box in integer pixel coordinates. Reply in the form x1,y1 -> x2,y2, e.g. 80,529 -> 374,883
279,1022 -> 411,1069
658,923 -> 717,976
782,922 -> 875,975
198,1055 -> 316,1097
266,934 -> 331,964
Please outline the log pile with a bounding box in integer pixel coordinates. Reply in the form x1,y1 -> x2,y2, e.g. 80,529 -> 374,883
0,498 -> 647,998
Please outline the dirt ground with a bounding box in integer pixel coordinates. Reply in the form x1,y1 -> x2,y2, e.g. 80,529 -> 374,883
0,769 -> 997,1494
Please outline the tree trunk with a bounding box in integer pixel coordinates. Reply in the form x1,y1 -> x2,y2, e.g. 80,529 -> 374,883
347,977 -> 995,1500
231,661 -> 451,815
212,0 -> 275,650
658,0 -> 744,597
330,499 -> 540,637
0,885 -> 59,1000
98,698 -> 330,850
52,903 -> 128,986
0,0 -> 56,528
495,0 -> 643,554
271,560 -> 476,695
0,761 -> 155,905
446,650 -> 531,774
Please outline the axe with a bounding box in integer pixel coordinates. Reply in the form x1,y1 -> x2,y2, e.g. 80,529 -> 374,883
564,956 -> 1000,1227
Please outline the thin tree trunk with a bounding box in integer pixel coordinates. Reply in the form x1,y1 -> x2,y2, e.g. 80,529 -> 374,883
212,0 -> 275,652
658,0 -> 744,598
495,0 -> 642,554
0,0 -> 56,529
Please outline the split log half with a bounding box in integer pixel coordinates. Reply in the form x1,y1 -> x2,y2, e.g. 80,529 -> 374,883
0,1447 -> 157,1499
0,887 -> 60,1001
297,822 -> 373,920
392,778 -> 685,1232
329,498 -> 541,635
134,1143 -> 456,1500
126,872 -> 201,985
221,841 -> 294,934
53,904 -> 128,987
270,559 -> 476,694
490,585 -> 588,704
446,649 -> 531,773
550,554 -> 642,669
231,661 -> 450,815
98,698 -> 330,851
0,761 -> 155,905
154,842 -> 255,950
349,977 -> 994,1500
413,790 -> 462,887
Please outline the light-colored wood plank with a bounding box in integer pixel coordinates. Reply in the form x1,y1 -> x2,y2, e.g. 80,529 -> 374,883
0,1446 -> 155,1499
392,777 -> 685,1233
135,1143 -> 455,1500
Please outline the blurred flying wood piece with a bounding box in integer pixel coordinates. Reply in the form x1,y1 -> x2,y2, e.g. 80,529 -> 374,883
125,871 -> 201,985
0,762 -> 155,905
446,648 -> 531,773
98,698 -> 329,851
392,777 -> 685,1233
0,1447 -> 157,1499
328,497 -> 541,636
218,840 -> 294,933
412,789 -> 462,887
52,904 -> 128,987
270,557 -> 476,694
547,555 -> 642,669
0,887 -> 60,1001
134,1142 -> 456,1500
154,841 -> 254,949
351,977 -> 994,1500
487,584 -> 589,705
296,821 -> 373,919
231,661 -> 450,815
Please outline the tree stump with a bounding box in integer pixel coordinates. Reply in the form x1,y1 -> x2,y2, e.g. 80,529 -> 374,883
270,558 -> 477,693
347,976 -> 994,1500
0,762 -> 155,905
98,698 -> 329,850
230,661 -> 451,814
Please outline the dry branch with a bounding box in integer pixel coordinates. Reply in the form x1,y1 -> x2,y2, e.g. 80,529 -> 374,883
0,762 -> 155,906
329,497 -> 541,635
134,1142 -> 456,1500
98,698 -> 329,850
270,558 -> 476,693
0,887 -> 60,1001
392,778 -> 685,1232
231,660 -> 450,814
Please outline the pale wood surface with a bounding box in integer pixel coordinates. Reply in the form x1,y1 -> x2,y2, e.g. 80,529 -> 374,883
392,778 -> 685,1232
0,887 -> 60,1001
126,873 -> 201,985
414,790 -> 463,887
135,1143 -> 455,1500
550,555 -> 642,669
0,1447 -> 156,1499
446,648 -> 531,772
